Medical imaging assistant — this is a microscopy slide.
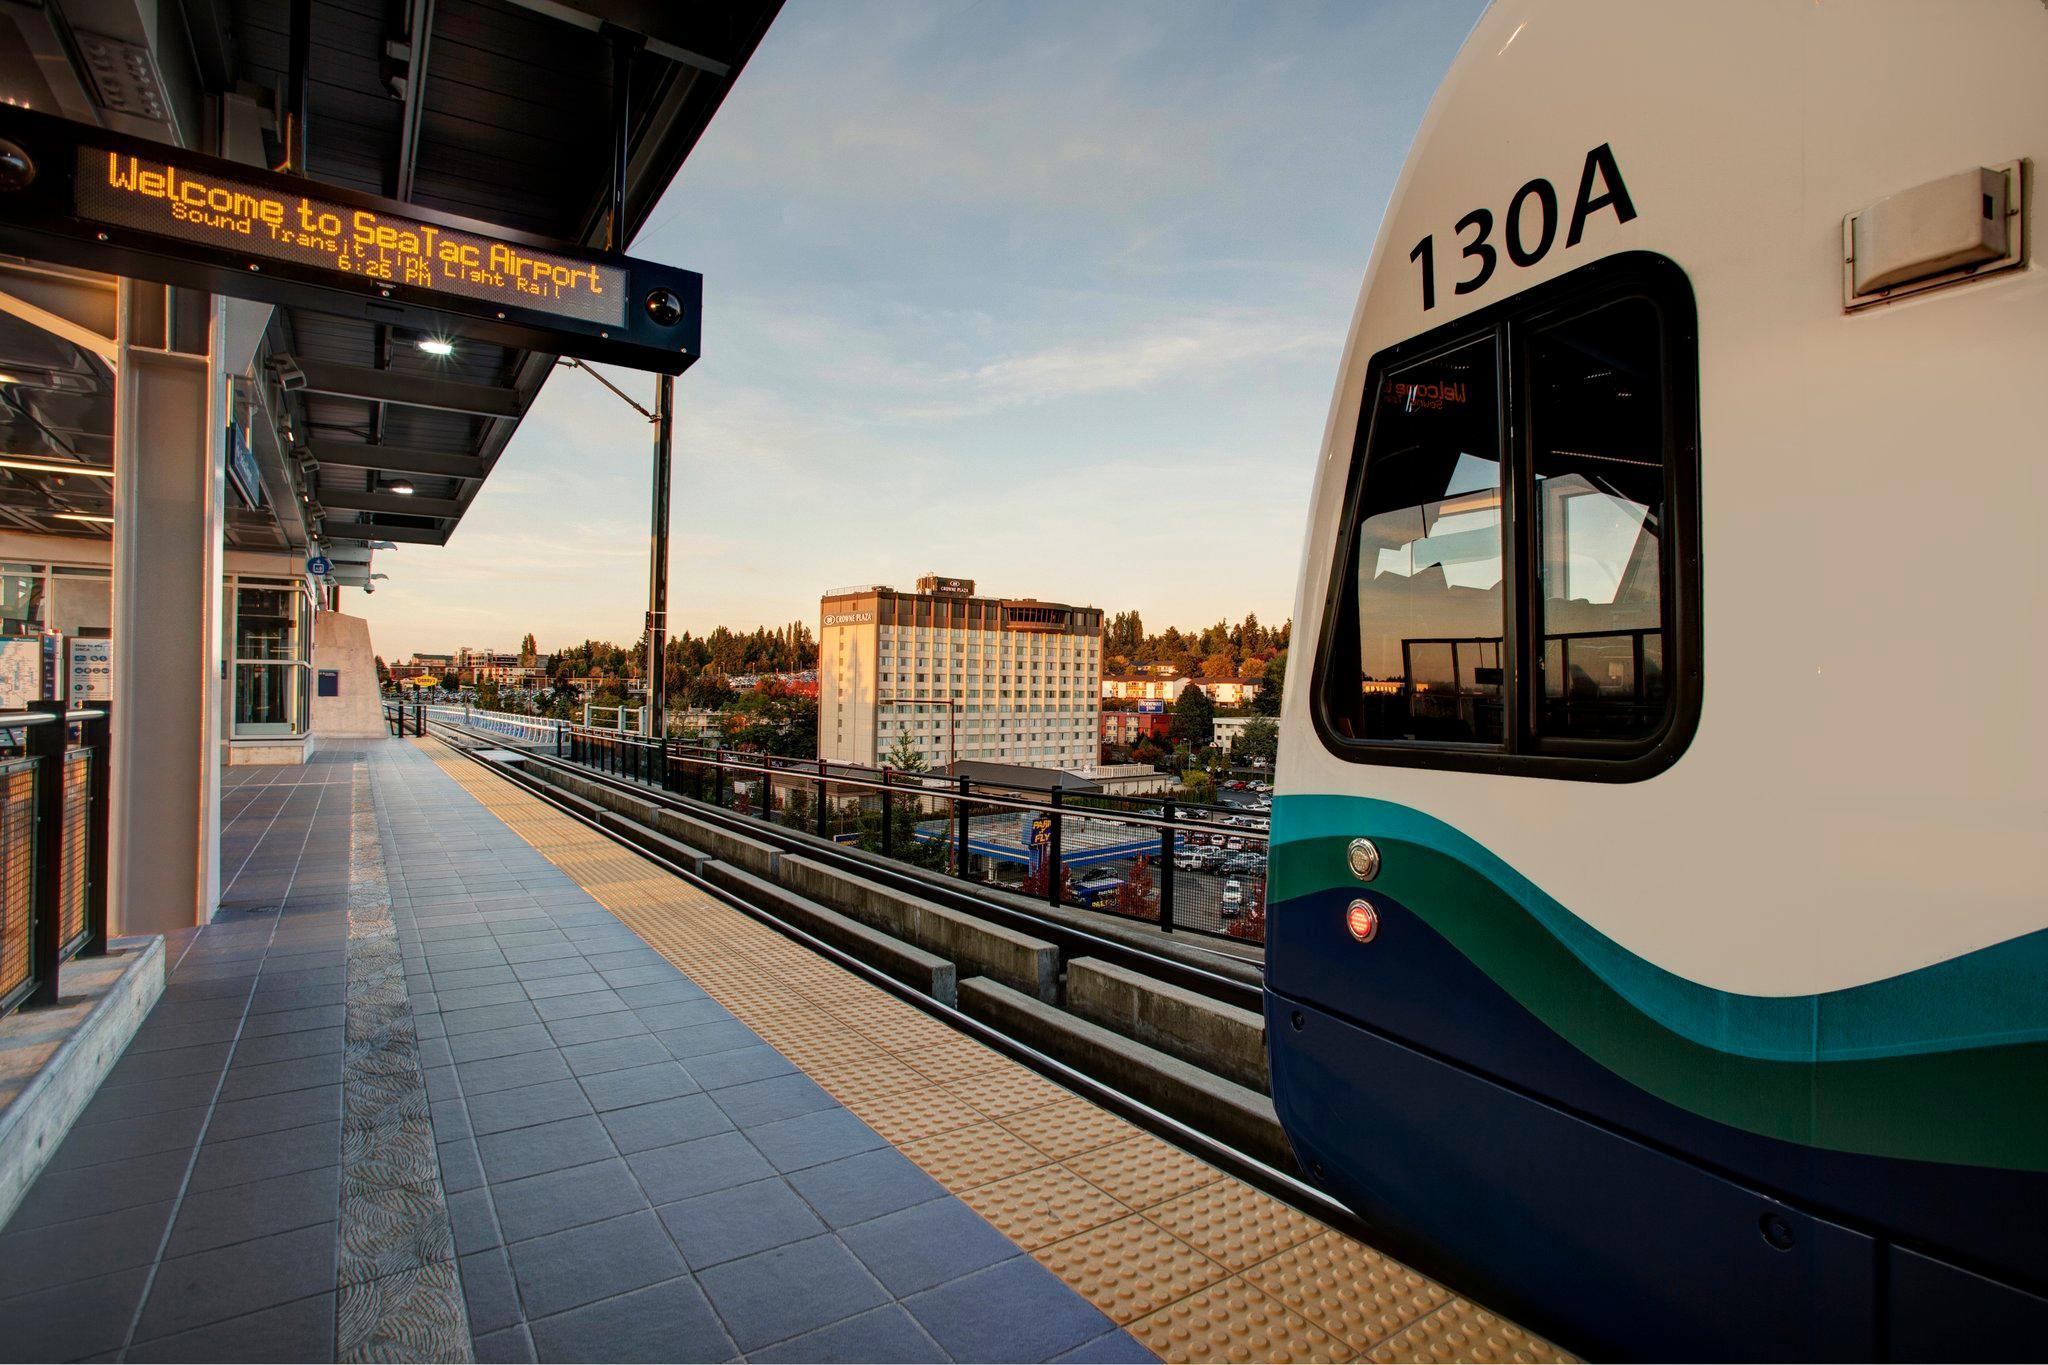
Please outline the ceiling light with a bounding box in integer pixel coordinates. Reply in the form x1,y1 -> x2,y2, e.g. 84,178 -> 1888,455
53,513 -> 114,525
386,478 -> 416,496
0,457 -> 114,478
0,373 -> 17,385
417,338 -> 454,357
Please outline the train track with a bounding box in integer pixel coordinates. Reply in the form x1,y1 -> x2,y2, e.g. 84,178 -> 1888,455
412,716 -> 1373,1245
431,715 -> 1264,1013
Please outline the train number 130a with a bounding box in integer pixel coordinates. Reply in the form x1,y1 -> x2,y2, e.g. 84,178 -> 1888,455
1408,144 -> 1637,311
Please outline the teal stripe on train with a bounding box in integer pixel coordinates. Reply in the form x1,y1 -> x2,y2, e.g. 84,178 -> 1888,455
1270,793 -> 2048,1064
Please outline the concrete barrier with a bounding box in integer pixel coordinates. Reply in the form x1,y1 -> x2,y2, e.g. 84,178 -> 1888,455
703,862 -> 957,1007
779,854 -> 1059,1002
959,976 -> 1294,1172
1065,957 -> 1268,1094
528,764 -> 783,879
596,811 -> 711,877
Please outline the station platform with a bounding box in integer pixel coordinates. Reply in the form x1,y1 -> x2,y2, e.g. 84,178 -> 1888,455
0,737 -> 1568,1364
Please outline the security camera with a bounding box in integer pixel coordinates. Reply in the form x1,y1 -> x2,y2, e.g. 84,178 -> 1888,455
363,583 -> 375,594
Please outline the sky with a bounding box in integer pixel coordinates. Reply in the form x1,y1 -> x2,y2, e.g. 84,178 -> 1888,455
360,0 -> 1484,659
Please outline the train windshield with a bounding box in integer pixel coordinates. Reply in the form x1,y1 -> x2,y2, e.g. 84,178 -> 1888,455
1347,338 -> 1504,743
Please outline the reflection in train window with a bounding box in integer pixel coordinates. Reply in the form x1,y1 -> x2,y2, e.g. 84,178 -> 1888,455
1348,338 -> 1503,743
1531,299 -> 1667,740
1315,253 -> 1698,779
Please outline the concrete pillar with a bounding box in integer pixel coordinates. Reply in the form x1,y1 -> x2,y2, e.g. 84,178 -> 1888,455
110,281 -> 227,935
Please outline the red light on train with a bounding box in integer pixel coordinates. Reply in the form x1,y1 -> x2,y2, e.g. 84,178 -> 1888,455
1345,899 -> 1379,943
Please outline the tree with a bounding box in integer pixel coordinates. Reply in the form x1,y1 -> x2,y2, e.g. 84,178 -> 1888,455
1179,770 -> 1217,805
1234,717 -> 1279,766
719,679 -> 818,757
884,730 -> 929,772
1201,651 -> 1236,679
440,671 -> 460,693
685,671 -> 736,711
1112,857 -> 1157,922
1171,683 -> 1214,747
474,678 -> 502,712
1252,649 -> 1286,717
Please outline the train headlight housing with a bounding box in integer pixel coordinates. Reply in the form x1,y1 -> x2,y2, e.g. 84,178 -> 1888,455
1346,838 -> 1381,882
1346,899 -> 1380,944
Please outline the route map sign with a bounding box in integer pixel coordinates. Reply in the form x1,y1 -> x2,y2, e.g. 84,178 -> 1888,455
0,105 -> 702,372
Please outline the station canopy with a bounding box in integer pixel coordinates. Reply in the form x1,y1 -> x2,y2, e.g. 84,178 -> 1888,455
0,0 -> 779,583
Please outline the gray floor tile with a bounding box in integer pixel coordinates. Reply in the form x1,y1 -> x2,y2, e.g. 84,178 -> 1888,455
598,1092 -> 733,1155
467,1078 -> 595,1137
216,1052 -> 344,1102
435,981 -> 531,1012
164,1165 -> 340,1257
905,1255 -> 1116,1363
442,1001 -> 543,1037
657,1176 -> 826,1271
612,980 -> 707,1009
0,1266 -> 150,1362
576,1060 -> 700,1113
1051,1329 -> 1158,1363
477,1114 -> 617,1184
519,972 -> 611,1002
505,1210 -> 686,1320
750,1304 -> 949,1365
447,1185 -> 503,1256
449,1023 -> 560,1064
188,1120 -> 341,1193
205,1083 -> 342,1141
474,1324 -> 538,1363
0,1199 -> 173,1297
681,1044 -> 796,1092
695,1234 -> 890,1353
128,1290 -> 336,1363
745,1109 -> 887,1174
77,1070 -> 221,1124
656,1020 -> 759,1060
102,1039 -> 233,1088
239,1004 -> 346,1038
626,1130 -> 776,1206
788,1147 -> 949,1230
44,1108 -> 205,1174
460,1247 -> 524,1335
531,990 -> 630,1023
491,1157 -> 648,1244
456,1048 -> 574,1096
631,999 -> 731,1033
433,965 -> 521,993
231,1025 -> 345,1065
545,1009 -> 649,1048
560,1034 -> 670,1077
712,1072 -> 836,1129
133,1220 -> 338,1342
5,1147 -> 191,1232
840,1196 -> 1019,1297
526,1277 -> 734,1363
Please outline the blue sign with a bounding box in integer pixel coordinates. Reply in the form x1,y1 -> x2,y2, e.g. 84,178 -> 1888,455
306,554 -> 333,577
225,424 -> 264,509
1136,699 -> 1167,714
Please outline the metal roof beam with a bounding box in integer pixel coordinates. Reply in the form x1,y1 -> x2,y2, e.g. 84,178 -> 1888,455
308,439 -> 486,480
317,487 -> 463,517
503,0 -> 732,75
287,360 -> 524,419
323,521 -> 447,545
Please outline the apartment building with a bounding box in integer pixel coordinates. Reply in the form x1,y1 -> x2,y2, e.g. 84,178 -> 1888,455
819,576 -> 1102,771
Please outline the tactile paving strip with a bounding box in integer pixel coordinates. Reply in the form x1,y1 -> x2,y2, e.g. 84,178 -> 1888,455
420,740 -> 1574,1363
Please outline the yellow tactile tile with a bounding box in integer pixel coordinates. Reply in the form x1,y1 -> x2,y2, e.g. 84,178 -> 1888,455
999,1098 -> 1138,1160
1066,1134 -> 1229,1211
1243,1231 -> 1450,1356
1145,1179 -> 1323,1272
958,1163 -> 1131,1250
899,1121 -> 1052,1190
1367,1298 -> 1571,1364
1035,1213 -> 1233,1324
1126,1276 -> 1348,1364
418,739 -> 1573,1365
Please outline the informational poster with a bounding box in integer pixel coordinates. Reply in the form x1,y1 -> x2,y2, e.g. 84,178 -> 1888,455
0,637 -> 45,708
68,639 -> 112,703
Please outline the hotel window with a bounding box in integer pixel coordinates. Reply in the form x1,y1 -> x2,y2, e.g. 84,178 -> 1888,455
232,580 -> 313,737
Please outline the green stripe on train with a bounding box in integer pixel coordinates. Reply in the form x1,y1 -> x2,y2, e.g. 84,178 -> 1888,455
1270,794 -> 2048,1170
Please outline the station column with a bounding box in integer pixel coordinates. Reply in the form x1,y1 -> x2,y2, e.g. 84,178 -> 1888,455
110,279 -> 227,934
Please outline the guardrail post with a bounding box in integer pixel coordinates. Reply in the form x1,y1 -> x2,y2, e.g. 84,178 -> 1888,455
879,768 -> 893,858
1046,788 -> 1064,908
713,747 -> 725,806
954,774 -> 971,880
1158,797 -> 1176,934
81,709 -> 110,957
815,758 -> 829,839
556,722 -> 565,758
25,702 -> 65,1008
661,739 -> 676,794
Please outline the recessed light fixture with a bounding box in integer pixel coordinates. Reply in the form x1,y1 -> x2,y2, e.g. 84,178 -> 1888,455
0,373 -> 18,385
386,478 -> 416,496
0,457 -> 114,478
53,512 -> 114,525
417,338 -> 454,357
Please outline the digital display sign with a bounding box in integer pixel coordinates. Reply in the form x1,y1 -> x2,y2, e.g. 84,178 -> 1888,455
76,149 -> 627,327
0,104 -> 701,373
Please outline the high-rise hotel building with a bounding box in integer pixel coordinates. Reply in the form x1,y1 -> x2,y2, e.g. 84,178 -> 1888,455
820,576 -> 1103,771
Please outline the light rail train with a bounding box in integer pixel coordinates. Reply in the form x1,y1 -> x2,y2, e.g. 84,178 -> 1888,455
1264,3 -> 2046,1358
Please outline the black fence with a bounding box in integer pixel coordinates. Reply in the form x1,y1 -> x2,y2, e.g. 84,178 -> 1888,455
558,726 -> 1268,945
0,704 -> 113,1016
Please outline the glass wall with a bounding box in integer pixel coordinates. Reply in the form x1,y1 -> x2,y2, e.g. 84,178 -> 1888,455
231,580 -> 312,736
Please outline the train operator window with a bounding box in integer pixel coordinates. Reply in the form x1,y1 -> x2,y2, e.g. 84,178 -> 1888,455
1315,253 -> 1699,781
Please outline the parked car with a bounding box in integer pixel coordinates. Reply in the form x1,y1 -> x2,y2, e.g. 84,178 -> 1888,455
1071,876 -> 1124,908
1221,880 -> 1244,917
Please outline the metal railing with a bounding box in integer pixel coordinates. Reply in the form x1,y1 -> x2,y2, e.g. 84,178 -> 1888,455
383,698 -> 426,737
548,724 -> 1268,944
0,704 -> 112,1016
